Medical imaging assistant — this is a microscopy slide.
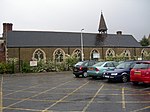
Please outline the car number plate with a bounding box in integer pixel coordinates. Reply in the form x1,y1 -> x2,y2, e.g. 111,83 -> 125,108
105,76 -> 109,78
109,76 -> 114,78
134,71 -> 141,75
89,68 -> 93,70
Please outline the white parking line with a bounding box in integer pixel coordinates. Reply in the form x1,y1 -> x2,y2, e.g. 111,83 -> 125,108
0,75 -> 3,112
82,84 -> 104,112
122,87 -> 126,109
3,107 -> 42,112
130,106 -> 150,112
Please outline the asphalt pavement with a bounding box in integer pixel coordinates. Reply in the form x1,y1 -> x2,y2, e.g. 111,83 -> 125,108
0,71 -> 150,112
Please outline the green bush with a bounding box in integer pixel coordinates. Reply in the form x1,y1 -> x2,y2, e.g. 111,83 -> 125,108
31,60 -> 46,73
45,59 -> 56,72
142,55 -> 150,60
55,62 -> 67,71
5,63 -> 14,74
65,55 -> 78,70
0,62 -> 14,74
106,55 -> 131,62
0,63 -> 5,74
21,61 -> 32,73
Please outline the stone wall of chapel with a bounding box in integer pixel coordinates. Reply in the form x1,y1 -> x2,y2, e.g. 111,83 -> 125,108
8,48 -> 19,59
7,47 -> 150,61
8,48 -> 71,61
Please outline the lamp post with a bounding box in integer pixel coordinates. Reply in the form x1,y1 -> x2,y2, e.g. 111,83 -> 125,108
81,29 -> 84,61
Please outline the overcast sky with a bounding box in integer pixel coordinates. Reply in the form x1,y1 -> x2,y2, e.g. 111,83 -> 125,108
0,0 -> 150,41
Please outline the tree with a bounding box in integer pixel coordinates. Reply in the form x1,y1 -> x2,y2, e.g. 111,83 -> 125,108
140,35 -> 149,46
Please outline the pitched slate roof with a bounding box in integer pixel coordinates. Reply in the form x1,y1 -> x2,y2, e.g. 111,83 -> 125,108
7,30 -> 141,48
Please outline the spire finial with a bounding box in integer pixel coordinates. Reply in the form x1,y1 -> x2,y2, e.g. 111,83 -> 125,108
101,10 -> 103,14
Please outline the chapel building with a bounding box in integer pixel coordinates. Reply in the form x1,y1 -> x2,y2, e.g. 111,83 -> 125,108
1,13 -> 150,63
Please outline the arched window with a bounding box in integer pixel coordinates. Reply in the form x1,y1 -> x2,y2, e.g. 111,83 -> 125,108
90,49 -> 100,60
141,49 -> 148,57
121,49 -> 131,59
141,49 -> 148,60
106,48 -> 115,58
72,49 -> 81,61
32,48 -> 46,61
53,48 -> 65,62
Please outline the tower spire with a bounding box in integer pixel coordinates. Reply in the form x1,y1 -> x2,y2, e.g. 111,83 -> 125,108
98,11 -> 108,33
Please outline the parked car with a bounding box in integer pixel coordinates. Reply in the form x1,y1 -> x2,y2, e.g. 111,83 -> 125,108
103,61 -> 137,82
73,60 -> 98,78
87,61 -> 118,79
130,61 -> 150,84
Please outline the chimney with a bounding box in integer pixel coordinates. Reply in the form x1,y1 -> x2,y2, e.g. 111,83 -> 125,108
3,23 -> 13,34
116,31 -> 122,35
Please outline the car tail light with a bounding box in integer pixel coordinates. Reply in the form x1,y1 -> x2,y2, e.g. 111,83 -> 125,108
95,68 -> 99,71
79,66 -> 83,71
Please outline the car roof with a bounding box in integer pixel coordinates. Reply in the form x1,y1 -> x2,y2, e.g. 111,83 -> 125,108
135,61 -> 150,64
122,61 -> 137,63
77,60 -> 97,64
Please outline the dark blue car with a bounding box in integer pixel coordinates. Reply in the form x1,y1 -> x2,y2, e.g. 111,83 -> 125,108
103,61 -> 137,83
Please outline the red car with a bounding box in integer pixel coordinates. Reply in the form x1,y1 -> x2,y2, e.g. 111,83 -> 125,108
130,61 -> 150,84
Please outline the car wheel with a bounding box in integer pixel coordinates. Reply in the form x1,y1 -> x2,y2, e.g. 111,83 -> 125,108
122,75 -> 128,83
75,75 -> 79,78
82,72 -> 88,78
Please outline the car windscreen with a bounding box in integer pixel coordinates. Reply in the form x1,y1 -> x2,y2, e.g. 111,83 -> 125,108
93,62 -> 105,66
116,62 -> 133,69
113,62 -> 119,67
133,63 -> 149,69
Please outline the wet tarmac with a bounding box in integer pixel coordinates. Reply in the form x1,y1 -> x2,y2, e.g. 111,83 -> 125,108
0,72 -> 150,112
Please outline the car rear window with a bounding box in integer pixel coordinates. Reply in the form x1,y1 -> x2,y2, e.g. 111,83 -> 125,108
133,63 -> 150,69
88,61 -> 97,66
116,62 -> 133,69
94,62 -> 105,66
75,61 -> 88,66
75,62 -> 84,66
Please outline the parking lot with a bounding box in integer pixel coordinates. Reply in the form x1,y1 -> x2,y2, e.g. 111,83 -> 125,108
0,71 -> 150,112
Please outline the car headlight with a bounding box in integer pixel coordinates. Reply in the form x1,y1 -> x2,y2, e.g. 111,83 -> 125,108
111,73 -> 118,75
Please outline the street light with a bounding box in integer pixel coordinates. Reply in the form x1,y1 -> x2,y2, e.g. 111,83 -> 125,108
81,29 -> 84,61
